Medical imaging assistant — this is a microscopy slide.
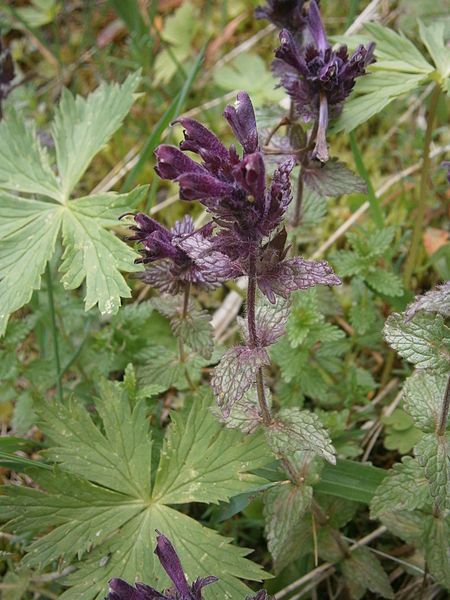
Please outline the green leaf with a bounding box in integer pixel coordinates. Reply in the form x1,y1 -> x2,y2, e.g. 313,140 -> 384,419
333,71 -> 427,133
213,54 -> 284,106
52,71 -> 141,199
331,250 -> 369,277
152,390 -> 268,505
403,371 -> 448,432
0,111 -> 61,201
264,482 -> 313,573
418,21 -> 450,85
0,193 -> 63,335
365,269 -> 403,297
384,313 -> 450,372
415,433 -> 449,511
363,23 -> 434,74
341,546 -> 394,600
60,200 -> 141,315
41,380 -> 153,498
422,515 -> 450,589
370,456 -> 431,517
315,459 -> 386,504
266,407 -> 335,464
0,381 -> 270,599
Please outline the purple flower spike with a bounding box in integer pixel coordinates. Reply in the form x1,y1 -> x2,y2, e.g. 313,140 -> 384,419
106,532 -> 218,600
154,93 -> 295,260
273,2 -> 375,159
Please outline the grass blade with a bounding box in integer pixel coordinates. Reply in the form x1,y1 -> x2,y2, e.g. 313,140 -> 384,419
122,47 -> 205,192
349,132 -> 385,228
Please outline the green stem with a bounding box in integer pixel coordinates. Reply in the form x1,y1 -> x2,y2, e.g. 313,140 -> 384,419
403,85 -> 441,286
45,263 -> 63,402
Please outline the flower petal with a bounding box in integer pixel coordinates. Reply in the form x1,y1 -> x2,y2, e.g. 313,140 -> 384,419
154,533 -> 191,597
154,145 -> 206,180
307,0 -> 328,52
223,92 -> 259,154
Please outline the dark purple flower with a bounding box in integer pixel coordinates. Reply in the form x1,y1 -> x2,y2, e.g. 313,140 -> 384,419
273,0 -> 375,161
255,0 -> 307,34
107,532 -> 218,600
0,39 -> 15,119
155,92 -> 295,259
127,213 -> 236,294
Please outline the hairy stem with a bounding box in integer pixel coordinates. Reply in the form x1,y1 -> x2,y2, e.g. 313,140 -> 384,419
247,252 -> 272,425
292,171 -> 304,227
45,263 -> 63,403
403,84 -> 441,286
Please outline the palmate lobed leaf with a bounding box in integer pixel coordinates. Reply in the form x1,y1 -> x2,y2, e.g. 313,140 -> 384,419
52,71 -> 141,200
0,383 -> 270,599
0,74 -> 145,334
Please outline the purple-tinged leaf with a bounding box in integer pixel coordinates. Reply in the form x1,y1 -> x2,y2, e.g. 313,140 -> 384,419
303,158 -> 366,197
212,346 -> 270,416
404,281 -> 450,321
258,256 -> 341,303
211,389 -> 266,434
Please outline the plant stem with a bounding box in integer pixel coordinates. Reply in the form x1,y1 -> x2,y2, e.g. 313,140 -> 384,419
437,374 -> 450,437
403,84 -> 441,286
45,263 -> 63,403
292,171 -> 304,227
247,252 -> 272,425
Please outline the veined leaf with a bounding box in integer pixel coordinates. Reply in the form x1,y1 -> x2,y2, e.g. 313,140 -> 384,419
403,372 -> 448,432
266,407 -> 335,464
333,71 -> 426,133
415,433 -> 449,511
370,457 -> 431,517
0,381 -> 270,599
0,111 -> 61,201
422,515 -> 450,589
363,23 -> 433,74
341,546 -> 394,599
384,313 -> 450,372
52,71 -> 141,200
264,482 -> 313,573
